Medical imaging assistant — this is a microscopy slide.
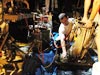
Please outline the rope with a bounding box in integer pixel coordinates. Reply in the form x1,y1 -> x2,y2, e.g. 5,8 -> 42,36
37,50 -> 57,69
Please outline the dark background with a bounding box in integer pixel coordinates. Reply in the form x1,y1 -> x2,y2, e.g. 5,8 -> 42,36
8,0 -> 84,43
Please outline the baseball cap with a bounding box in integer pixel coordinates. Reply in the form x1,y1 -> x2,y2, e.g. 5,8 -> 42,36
58,13 -> 66,20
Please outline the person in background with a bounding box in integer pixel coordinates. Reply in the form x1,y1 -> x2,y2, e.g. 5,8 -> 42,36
45,0 -> 58,13
45,0 -> 50,13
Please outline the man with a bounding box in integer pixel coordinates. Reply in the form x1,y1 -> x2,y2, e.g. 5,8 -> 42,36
83,0 -> 100,74
56,13 -> 73,61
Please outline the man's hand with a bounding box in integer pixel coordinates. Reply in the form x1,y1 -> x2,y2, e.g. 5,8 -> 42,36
84,20 -> 93,28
